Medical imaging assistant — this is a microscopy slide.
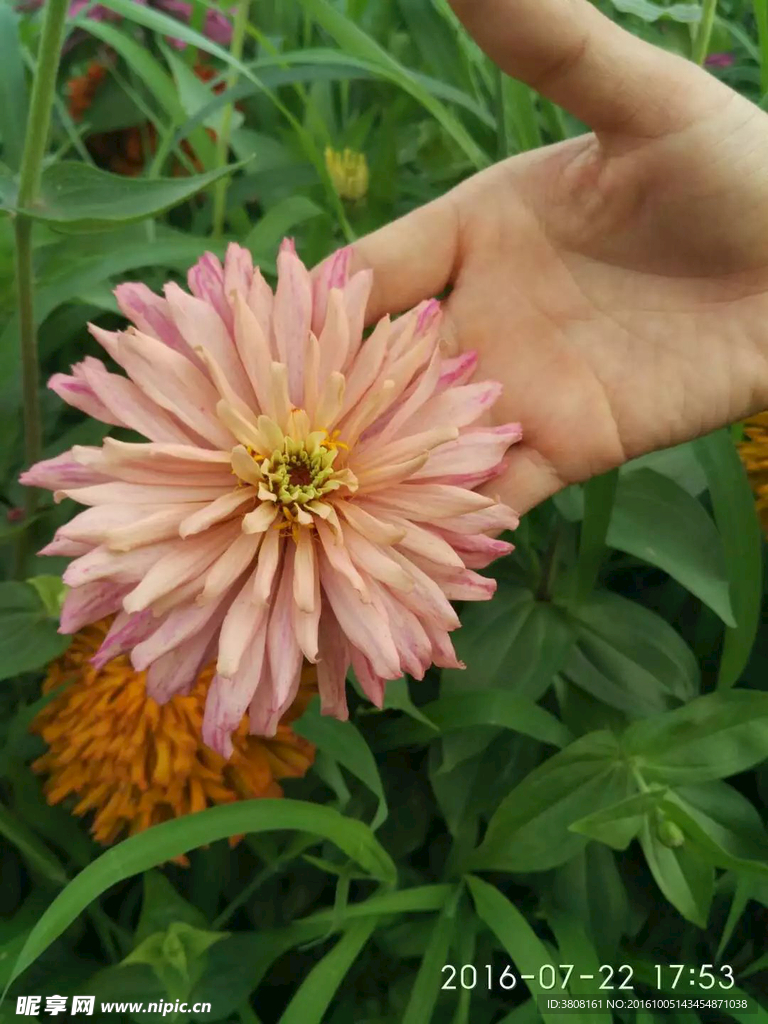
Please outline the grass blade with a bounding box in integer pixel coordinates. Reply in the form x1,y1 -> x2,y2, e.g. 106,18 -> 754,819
4,799 -> 395,991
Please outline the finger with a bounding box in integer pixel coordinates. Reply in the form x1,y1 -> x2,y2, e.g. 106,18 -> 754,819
487,445 -> 567,517
449,0 -> 724,137
315,192 -> 461,326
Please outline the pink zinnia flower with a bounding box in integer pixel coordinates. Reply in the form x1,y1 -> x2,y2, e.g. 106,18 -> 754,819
23,242 -> 521,756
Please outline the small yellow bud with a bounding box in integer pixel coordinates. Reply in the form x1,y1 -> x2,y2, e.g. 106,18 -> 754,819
325,146 -> 369,201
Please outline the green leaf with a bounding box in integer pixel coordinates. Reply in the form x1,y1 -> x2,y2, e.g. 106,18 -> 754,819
80,19 -> 184,123
278,919 -> 377,1024
26,575 -> 66,618
292,0 -> 490,169
382,679 -> 438,730
628,958 -> 768,1023
0,581 -> 70,681
564,590 -> 699,715
623,441 -> 707,497
5,800 -> 395,988
134,872 -> 207,944
125,922 -> 225,1003
3,161 -> 246,231
609,0 -> 702,21
549,844 -> 631,963
401,889 -> 462,1024
575,469 -> 618,601
466,876 -> 567,1024
606,469 -> 734,625
244,195 -> 325,261
659,782 -> 768,876
294,699 -> 388,830
569,790 -> 666,850
624,689 -> 768,783
693,429 -> 763,688
639,816 -> 715,926
444,584 -> 572,701
373,689 -> 570,752
0,801 -> 68,887
468,731 -> 633,873
545,911 -> 603,1022
0,5 -> 28,171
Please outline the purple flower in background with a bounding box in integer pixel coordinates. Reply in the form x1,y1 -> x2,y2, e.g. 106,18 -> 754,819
21,0 -> 233,46
705,52 -> 735,69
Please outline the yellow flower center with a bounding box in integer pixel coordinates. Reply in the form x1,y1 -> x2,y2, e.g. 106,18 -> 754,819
263,436 -> 341,508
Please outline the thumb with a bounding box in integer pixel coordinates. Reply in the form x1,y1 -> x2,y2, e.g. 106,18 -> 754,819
449,0 -> 724,137
314,192 -> 461,326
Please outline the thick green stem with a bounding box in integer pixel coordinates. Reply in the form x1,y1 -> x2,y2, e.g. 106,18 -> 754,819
211,0 -> 251,238
14,0 -> 69,540
692,0 -> 718,66
16,0 -> 69,209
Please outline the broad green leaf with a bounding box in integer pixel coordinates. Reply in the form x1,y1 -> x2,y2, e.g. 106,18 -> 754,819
569,790 -> 666,850
639,816 -> 715,926
373,689 -> 570,752
244,195 -> 325,259
623,441 -> 707,497
294,700 -> 388,829
278,919 -> 377,1024
693,429 -> 763,688
624,690 -> 768,783
607,469 -> 734,625
401,888 -> 462,1024
467,876 -> 566,1024
549,844 -> 631,963
659,782 -> 768,876
0,581 -> 70,680
0,5 -> 28,171
468,731 -> 633,873
563,590 -> 699,715
5,800 -> 395,987
575,469 -> 618,601
444,584 -> 572,701
3,161 -> 246,231
382,678 -> 438,729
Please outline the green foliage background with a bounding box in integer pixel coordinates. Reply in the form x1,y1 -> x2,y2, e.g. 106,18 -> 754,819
0,1 -> 767,1022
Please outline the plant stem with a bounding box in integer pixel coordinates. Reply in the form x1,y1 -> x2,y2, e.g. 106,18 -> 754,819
211,0 -> 251,238
692,0 -> 718,66
14,0 -> 69,548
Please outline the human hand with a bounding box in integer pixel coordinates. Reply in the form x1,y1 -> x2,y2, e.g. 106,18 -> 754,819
330,0 -> 768,515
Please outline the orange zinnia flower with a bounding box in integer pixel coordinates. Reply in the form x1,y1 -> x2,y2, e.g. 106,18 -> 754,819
31,619 -> 315,846
740,412 -> 768,534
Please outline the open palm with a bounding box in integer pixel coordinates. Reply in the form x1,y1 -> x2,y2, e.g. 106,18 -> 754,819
333,0 -> 768,514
